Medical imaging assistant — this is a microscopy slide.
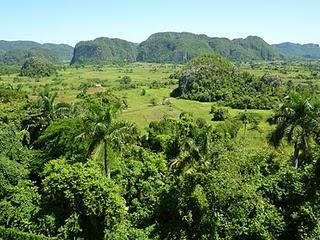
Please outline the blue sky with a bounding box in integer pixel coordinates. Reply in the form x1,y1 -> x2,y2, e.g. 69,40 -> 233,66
1,0 -> 319,46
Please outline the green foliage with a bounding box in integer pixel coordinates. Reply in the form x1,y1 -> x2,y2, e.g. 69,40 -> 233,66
138,32 -> 214,64
149,97 -> 158,106
237,110 -> 262,136
79,95 -> 138,177
0,65 -> 20,75
20,57 -> 56,78
120,75 -> 132,85
19,88 -> 60,145
0,226 -> 56,240
140,88 -> 146,96
216,119 -> 241,139
36,117 -> 87,162
155,148 -> 286,239
268,92 -> 320,167
0,84 -> 25,103
0,181 -> 40,232
210,106 -> 229,121
114,148 -> 168,229
0,155 -> 28,196
146,113 -> 218,172
173,55 -> 284,109
0,123 -> 31,195
41,43 -> 74,62
42,159 -> 126,239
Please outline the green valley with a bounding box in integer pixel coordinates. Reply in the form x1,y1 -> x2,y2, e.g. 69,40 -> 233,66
1,4 -> 320,238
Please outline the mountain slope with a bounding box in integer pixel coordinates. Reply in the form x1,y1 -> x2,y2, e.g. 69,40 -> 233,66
71,37 -> 138,65
137,32 -> 214,63
0,41 -> 74,65
42,43 -> 74,61
232,36 -> 281,60
273,42 -> 320,59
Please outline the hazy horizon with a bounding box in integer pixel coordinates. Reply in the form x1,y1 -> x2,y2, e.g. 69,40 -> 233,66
2,0 -> 320,46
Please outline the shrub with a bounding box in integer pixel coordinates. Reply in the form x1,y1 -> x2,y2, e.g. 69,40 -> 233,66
150,97 -> 158,106
140,89 -> 146,96
211,106 -> 229,121
119,75 -> 132,85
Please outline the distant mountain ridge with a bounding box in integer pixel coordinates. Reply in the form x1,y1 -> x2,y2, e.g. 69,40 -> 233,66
0,40 -> 74,65
273,42 -> 320,59
1,34 -> 320,66
71,32 -> 282,65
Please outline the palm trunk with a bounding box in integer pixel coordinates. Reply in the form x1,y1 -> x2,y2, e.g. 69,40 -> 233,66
244,123 -> 247,138
104,139 -> 110,178
304,137 -> 311,160
293,142 -> 299,168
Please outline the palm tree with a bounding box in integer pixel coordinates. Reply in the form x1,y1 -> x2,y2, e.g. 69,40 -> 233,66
168,136 -> 201,172
38,86 -> 76,120
237,109 -> 261,138
80,101 -> 137,178
269,93 -> 320,168
39,87 -> 58,121
167,114 -> 203,173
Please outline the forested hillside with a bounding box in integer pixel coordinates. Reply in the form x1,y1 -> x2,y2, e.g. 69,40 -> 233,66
71,32 -> 282,65
137,32 -> 214,63
172,55 -> 284,109
0,40 -> 73,65
138,33 -> 281,63
71,37 -> 138,65
274,42 -> 320,59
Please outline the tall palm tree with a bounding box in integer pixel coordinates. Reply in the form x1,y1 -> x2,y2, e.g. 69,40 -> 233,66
80,101 -> 137,178
269,93 -> 320,168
